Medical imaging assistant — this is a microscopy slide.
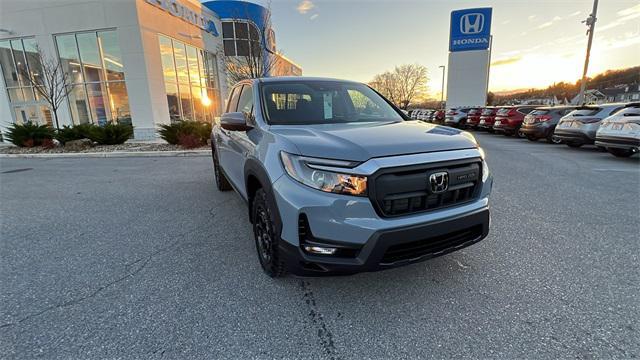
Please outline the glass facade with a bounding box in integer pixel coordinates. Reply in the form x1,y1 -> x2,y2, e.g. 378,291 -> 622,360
158,35 -> 221,122
222,21 -> 261,57
54,30 -> 130,125
0,37 -> 52,126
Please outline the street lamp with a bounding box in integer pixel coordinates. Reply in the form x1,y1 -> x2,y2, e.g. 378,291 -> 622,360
439,65 -> 446,107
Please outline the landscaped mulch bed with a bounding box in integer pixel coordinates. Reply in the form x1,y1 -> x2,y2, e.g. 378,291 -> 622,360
0,143 -> 208,154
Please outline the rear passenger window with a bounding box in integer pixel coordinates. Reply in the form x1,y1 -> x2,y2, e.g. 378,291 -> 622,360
227,86 -> 242,113
237,85 -> 254,116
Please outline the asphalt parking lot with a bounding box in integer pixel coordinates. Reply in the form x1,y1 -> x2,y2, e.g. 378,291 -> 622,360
1,133 -> 639,359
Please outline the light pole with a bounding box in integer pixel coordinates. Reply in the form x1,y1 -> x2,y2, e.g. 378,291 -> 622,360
578,0 -> 598,105
439,65 -> 445,108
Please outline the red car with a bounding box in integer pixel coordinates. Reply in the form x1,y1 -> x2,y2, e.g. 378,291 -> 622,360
477,107 -> 498,132
466,108 -> 483,129
492,105 -> 538,137
430,109 -> 445,124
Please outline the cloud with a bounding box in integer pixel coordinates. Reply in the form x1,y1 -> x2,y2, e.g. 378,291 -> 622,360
296,0 -> 315,14
310,14 -> 319,20
552,16 -> 562,21
491,56 -> 522,66
567,11 -> 581,17
501,20 -> 511,25
618,3 -> 640,16
528,15 -> 537,21
598,12 -> 640,32
537,21 -> 553,29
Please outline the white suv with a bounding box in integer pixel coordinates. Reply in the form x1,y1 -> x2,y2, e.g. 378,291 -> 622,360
595,103 -> 640,157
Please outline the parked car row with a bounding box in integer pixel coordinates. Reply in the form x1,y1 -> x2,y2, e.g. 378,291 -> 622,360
410,102 -> 640,158
408,109 -> 445,123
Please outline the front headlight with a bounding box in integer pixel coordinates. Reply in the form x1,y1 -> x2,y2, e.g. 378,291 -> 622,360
478,147 -> 490,182
280,152 -> 368,196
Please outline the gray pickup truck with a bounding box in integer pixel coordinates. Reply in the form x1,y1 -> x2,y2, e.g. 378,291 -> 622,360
211,77 -> 492,277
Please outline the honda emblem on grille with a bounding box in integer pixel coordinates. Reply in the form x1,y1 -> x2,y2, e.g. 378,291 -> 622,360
429,171 -> 449,193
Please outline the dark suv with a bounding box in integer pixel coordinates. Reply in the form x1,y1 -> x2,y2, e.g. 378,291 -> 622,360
520,106 -> 577,143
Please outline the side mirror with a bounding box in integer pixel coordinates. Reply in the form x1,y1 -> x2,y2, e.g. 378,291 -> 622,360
220,112 -> 253,131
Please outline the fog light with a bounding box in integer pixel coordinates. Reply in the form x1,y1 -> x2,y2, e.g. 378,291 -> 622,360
303,246 -> 337,255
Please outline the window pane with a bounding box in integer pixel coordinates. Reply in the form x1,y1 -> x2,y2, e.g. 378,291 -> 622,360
186,45 -> 200,85
23,38 -> 44,86
22,86 -> 35,102
55,35 -> 83,83
205,53 -> 219,89
223,40 -> 235,56
106,82 -> 130,124
235,22 -> 249,39
98,31 -> 125,81
249,24 -> 259,42
222,22 -> 234,38
77,32 -> 105,83
159,35 -> 176,83
172,41 -> 189,84
207,87 -> 221,117
67,85 -> 91,124
198,49 -> 207,87
40,105 -> 53,126
250,41 -> 261,56
227,86 -> 241,112
7,87 -> 24,102
14,105 -> 40,125
10,40 -> 29,86
192,85 -> 204,121
165,82 -> 181,123
179,83 -> 192,120
236,40 -> 249,56
0,40 -> 19,87
86,82 -> 110,125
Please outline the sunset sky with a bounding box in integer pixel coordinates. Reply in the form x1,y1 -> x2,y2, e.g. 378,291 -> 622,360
232,0 -> 640,96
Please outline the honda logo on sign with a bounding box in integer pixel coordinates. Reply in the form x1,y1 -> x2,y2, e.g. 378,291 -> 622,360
429,171 -> 449,194
460,13 -> 484,34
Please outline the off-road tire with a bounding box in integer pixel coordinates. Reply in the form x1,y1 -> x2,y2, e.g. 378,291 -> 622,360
252,189 -> 287,277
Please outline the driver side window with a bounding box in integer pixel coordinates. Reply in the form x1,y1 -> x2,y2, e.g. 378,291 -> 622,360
237,85 -> 254,117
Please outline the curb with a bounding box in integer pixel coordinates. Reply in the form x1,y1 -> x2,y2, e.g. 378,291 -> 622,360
0,150 -> 210,159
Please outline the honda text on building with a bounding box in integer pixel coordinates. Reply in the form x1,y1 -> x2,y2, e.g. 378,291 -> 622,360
211,77 -> 492,277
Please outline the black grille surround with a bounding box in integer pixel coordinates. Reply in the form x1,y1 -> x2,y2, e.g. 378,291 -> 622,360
368,157 -> 483,218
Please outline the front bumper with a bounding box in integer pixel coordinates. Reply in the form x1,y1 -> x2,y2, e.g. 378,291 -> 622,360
279,207 -> 490,275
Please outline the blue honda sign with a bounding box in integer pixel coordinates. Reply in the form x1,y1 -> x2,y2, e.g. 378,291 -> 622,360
449,8 -> 492,52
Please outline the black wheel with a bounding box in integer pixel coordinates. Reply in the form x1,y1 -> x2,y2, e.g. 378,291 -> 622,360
212,148 -> 232,191
547,134 -> 562,144
252,189 -> 286,277
526,135 -> 538,142
516,129 -> 526,138
607,148 -> 634,158
566,142 -> 583,148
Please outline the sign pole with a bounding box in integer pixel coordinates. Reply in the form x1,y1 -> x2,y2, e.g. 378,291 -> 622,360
577,0 -> 598,105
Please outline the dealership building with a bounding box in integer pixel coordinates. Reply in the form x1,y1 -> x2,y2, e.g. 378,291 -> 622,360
0,0 -> 301,140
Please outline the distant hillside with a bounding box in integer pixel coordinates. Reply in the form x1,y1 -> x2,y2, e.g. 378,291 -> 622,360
492,66 -> 640,104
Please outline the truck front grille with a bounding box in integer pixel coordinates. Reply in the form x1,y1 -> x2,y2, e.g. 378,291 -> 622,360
369,159 -> 482,217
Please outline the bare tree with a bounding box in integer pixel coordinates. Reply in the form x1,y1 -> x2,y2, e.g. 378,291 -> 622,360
19,45 -> 71,131
369,64 -> 429,109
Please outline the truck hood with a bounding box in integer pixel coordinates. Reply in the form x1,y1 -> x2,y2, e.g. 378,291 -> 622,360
269,120 -> 478,162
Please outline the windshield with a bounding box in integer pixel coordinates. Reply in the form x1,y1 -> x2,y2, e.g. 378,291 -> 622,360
571,107 -> 600,116
261,81 -> 404,125
481,109 -> 495,115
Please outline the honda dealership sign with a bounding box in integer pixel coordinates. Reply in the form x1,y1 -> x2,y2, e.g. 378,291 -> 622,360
445,7 -> 493,108
449,8 -> 492,52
